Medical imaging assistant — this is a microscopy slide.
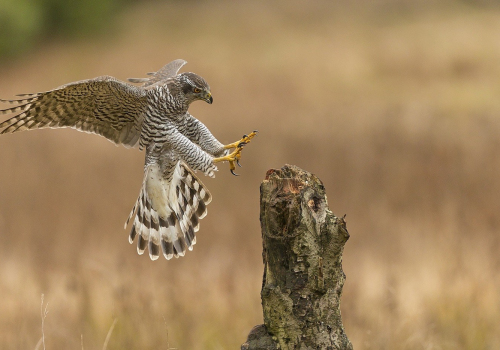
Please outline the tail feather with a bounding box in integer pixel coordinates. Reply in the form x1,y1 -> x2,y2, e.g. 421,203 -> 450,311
172,227 -> 187,258
148,239 -> 160,260
129,222 -> 138,244
136,197 -> 147,255
161,238 -> 174,260
137,234 -> 147,255
124,161 -> 212,261
159,216 -> 174,260
196,201 -> 207,219
148,210 -> 161,260
180,166 -> 212,204
191,215 -> 200,232
125,201 -> 137,229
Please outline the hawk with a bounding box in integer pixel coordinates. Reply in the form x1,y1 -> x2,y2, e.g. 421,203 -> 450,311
0,59 -> 256,260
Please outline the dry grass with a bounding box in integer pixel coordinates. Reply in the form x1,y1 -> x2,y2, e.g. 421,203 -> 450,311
1,1 -> 500,349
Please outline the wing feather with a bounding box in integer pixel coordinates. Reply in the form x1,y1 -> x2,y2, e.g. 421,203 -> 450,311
127,59 -> 187,88
0,76 -> 147,148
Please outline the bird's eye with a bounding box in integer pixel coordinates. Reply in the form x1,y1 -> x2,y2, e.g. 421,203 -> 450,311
193,88 -> 201,93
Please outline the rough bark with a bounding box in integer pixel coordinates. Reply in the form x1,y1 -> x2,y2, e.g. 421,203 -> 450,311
242,164 -> 352,350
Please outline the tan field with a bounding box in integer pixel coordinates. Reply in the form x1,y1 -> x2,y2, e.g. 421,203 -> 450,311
1,1 -> 499,349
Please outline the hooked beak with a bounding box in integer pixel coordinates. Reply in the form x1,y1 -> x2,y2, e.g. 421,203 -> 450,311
204,93 -> 213,104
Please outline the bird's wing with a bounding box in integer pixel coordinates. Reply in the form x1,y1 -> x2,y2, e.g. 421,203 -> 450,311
0,76 -> 147,148
127,59 -> 187,87
125,150 -> 212,260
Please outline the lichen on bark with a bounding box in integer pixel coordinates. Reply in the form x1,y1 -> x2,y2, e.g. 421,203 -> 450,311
242,164 -> 352,350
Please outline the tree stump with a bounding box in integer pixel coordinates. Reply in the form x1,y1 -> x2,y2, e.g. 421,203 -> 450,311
241,165 -> 352,350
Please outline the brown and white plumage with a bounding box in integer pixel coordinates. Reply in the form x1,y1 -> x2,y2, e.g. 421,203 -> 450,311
125,158 -> 212,260
0,59 -> 230,260
0,76 -> 147,147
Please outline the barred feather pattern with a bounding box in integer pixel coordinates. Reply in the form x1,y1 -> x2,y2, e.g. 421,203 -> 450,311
1,59 -> 229,261
0,77 -> 147,147
125,160 -> 212,260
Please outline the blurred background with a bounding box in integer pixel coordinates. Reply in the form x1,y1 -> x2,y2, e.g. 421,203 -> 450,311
1,0 -> 500,349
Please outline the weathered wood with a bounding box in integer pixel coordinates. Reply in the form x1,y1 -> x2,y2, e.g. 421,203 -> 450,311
242,165 -> 352,350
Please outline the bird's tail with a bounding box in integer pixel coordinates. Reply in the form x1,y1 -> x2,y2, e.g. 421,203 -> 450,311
124,161 -> 212,260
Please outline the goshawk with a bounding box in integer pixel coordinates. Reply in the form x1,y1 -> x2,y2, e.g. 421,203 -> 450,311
0,59 -> 256,260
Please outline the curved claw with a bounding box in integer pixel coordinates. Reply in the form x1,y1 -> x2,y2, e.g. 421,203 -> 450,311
230,169 -> 240,176
243,134 -> 248,138
236,159 -> 242,167
253,130 -> 259,133
237,141 -> 247,148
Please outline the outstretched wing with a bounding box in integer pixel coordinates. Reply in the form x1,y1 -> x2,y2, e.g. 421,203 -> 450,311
125,152 -> 212,260
0,76 -> 147,148
127,59 -> 187,87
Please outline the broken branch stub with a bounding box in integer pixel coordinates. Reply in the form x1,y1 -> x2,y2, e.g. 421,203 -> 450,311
242,164 -> 352,350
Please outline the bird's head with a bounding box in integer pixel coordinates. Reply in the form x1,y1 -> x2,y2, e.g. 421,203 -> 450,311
178,72 -> 213,105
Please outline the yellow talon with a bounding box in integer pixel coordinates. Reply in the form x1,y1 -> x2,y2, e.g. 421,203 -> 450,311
223,130 -> 258,150
213,147 -> 243,164
214,130 -> 258,176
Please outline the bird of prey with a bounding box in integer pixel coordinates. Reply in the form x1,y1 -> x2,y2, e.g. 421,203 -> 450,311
0,59 -> 257,260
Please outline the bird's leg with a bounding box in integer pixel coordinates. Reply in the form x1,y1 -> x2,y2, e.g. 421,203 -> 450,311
214,130 -> 258,176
